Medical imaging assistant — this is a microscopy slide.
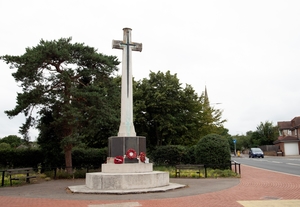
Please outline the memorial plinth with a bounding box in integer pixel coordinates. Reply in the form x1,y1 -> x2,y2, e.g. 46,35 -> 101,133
108,136 -> 146,158
102,163 -> 153,173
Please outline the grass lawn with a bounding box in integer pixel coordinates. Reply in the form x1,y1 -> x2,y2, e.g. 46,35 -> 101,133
154,165 -> 240,178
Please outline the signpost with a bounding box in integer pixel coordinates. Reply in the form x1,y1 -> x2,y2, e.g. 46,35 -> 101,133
233,139 -> 236,156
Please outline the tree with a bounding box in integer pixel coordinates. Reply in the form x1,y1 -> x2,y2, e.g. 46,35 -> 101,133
0,135 -> 23,148
0,143 -> 11,150
133,70 -> 227,148
251,121 -> 279,146
1,38 -> 119,173
76,75 -> 121,148
232,132 -> 252,152
37,110 -> 64,168
197,91 -> 226,137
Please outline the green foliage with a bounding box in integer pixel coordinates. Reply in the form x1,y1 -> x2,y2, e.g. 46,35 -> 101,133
43,168 -> 94,179
0,147 -> 107,169
0,143 -> 11,150
72,147 -> 107,168
134,70 -> 227,149
37,110 -> 64,168
150,145 -> 188,166
1,176 -> 24,187
185,145 -> 197,164
207,169 -> 237,178
232,133 -> 251,151
250,121 -> 279,146
1,37 -> 120,172
153,166 -> 238,178
0,135 -> 24,148
197,92 -> 227,137
0,149 -> 44,168
195,134 -> 231,169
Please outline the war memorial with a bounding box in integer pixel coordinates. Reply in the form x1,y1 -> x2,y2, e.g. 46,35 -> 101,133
68,28 -> 184,194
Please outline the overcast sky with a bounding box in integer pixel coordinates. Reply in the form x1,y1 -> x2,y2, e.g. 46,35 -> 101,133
1,0 -> 300,140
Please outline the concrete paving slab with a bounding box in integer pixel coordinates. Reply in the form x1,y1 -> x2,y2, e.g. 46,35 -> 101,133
88,202 -> 142,207
68,182 -> 185,194
238,200 -> 300,207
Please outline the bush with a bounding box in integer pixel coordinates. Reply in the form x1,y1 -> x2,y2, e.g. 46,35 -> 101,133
0,143 -> 11,150
0,147 -> 108,170
185,145 -> 197,164
0,149 -> 44,168
72,147 -> 108,168
43,168 -> 83,179
195,134 -> 231,169
150,145 -> 188,166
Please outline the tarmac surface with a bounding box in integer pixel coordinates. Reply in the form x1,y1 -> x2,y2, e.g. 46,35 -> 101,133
1,164 -> 300,206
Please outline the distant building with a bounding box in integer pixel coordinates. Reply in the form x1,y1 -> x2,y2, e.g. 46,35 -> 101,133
274,116 -> 300,155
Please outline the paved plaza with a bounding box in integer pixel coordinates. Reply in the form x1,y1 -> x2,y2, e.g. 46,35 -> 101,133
1,164 -> 300,207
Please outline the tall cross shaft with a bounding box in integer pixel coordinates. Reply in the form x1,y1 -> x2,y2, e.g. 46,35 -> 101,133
112,28 -> 142,137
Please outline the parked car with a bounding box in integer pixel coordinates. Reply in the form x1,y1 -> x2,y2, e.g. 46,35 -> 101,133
249,148 -> 264,158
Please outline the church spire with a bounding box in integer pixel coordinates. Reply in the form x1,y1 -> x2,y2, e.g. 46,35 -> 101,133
204,85 -> 210,105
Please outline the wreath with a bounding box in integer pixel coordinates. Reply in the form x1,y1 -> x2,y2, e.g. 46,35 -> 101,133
139,152 -> 146,163
114,156 -> 124,164
126,149 -> 137,159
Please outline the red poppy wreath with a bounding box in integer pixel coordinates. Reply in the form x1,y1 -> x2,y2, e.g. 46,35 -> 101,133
139,152 -> 146,163
126,149 -> 137,159
114,156 -> 124,164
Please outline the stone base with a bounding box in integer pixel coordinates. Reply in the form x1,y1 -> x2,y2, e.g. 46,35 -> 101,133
68,182 -> 185,194
86,171 -> 169,190
102,163 -> 153,173
68,163 -> 186,194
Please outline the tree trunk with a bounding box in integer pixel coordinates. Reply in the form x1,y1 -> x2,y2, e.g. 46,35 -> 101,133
64,144 -> 73,174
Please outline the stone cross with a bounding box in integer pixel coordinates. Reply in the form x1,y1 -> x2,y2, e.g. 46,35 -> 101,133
112,28 -> 142,137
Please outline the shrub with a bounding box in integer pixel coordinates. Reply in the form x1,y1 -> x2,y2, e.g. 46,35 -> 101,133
0,147 -> 108,170
0,143 -> 11,150
72,147 -> 108,168
43,167 -> 101,179
0,149 -> 44,168
150,145 -> 188,166
185,145 -> 197,164
195,134 -> 231,169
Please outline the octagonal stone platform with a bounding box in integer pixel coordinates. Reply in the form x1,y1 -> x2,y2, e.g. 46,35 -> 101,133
86,163 -> 169,190
68,163 -> 185,194
86,171 -> 169,190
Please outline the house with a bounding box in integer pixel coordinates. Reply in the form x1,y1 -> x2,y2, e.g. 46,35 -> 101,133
274,116 -> 300,155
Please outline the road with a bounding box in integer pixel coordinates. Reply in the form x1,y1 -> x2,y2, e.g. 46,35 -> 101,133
232,155 -> 300,176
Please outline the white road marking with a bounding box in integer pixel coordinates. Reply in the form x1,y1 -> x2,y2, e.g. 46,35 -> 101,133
89,202 -> 142,207
287,159 -> 300,161
286,163 -> 300,166
271,161 -> 281,163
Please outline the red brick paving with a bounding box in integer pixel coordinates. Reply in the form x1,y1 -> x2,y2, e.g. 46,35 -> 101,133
1,165 -> 300,207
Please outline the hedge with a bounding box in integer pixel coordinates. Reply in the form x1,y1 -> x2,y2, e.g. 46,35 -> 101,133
0,149 -> 44,168
0,147 -> 108,169
149,145 -> 195,166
